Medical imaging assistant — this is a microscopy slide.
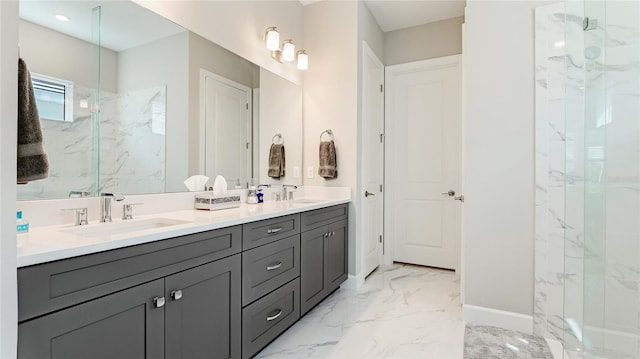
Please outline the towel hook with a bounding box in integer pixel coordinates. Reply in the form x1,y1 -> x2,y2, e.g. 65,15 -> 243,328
320,129 -> 334,141
272,133 -> 283,144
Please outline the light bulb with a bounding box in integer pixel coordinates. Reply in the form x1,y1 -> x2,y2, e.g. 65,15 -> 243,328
297,50 -> 308,70
265,27 -> 280,51
282,40 -> 295,62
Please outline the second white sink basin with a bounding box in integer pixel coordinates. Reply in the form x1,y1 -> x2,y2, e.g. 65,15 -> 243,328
62,218 -> 190,238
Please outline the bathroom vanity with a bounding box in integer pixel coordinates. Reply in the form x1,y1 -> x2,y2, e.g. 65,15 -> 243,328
16,201 -> 348,359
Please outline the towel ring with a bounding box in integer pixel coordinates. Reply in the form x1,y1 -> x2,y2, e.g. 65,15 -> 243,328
320,129 -> 334,141
272,133 -> 283,144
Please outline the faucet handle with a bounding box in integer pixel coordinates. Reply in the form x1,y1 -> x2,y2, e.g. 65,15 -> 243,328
122,203 -> 143,220
61,207 -> 89,226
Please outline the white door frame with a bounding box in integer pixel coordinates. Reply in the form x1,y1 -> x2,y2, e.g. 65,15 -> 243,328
383,54 -> 463,271
360,41 -> 385,278
199,69 -> 252,178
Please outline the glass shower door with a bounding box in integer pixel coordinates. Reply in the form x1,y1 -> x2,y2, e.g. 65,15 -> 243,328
564,0 -> 640,357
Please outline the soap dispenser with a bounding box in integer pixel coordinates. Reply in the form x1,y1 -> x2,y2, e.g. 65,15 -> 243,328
247,179 -> 258,204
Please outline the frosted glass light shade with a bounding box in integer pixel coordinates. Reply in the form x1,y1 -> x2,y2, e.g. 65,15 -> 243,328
265,27 -> 280,51
282,40 -> 295,62
297,51 -> 308,70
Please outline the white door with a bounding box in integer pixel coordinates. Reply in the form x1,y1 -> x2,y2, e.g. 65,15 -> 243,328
202,71 -> 251,186
361,42 -> 385,277
385,55 -> 462,270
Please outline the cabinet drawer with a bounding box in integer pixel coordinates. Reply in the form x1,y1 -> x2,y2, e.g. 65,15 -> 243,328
242,278 -> 300,359
242,235 -> 300,306
242,214 -> 300,250
18,226 -> 242,322
300,204 -> 348,232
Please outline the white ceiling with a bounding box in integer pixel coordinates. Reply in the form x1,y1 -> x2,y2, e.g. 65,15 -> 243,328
20,1 -> 185,52
300,0 -> 466,33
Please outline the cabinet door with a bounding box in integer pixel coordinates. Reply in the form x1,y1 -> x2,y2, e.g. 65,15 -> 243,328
165,254 -> 241,359
327,219 -> 348,292
18,279 -> 165,359
300,225 -> 328,315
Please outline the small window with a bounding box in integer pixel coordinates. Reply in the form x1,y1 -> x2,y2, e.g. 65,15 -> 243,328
31,73 -> 74,122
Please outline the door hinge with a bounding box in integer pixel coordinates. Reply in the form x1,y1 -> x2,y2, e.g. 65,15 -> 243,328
380,184 -> 383,192
379,133 -> 384,143
380,84 -> 384,93
379,235 -> 383,243
246,103 -> 249,110
246,142 -> 250,149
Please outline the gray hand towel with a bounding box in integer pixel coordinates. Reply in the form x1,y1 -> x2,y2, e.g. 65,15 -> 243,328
318,140 -> 337,179
17,58 -> 49,184
268,143 -> 285,178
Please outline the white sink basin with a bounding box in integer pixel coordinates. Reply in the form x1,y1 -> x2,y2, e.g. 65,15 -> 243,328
62,218 -> 190,238
291,198 -> 325,205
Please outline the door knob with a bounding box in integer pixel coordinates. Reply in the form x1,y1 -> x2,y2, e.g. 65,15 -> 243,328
365,191 -> 376,197
454,195 -> 464,203
441,190 -> 455,197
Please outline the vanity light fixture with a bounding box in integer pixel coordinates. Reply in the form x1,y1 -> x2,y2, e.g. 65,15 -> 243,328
297,50 -> 308,70
282,40 -> 295,62
55,14 -> 70,22
265,27 -> 280,51
265,27 -> 307,70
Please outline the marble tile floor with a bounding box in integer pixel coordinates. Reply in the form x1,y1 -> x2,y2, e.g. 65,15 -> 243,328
256,263 -> 466,358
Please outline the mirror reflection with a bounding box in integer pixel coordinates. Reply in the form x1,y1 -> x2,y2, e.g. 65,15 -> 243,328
17,0 -> 302,201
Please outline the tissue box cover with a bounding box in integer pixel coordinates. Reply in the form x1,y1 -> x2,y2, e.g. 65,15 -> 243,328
194,193 -> 241,211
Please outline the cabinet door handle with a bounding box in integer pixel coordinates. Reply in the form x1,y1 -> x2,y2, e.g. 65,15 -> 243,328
266,309 -> 283,322
266,262 -> 283,271
267,227 -> 283,234
153,296 -> 166,308
324,232 -> 329,238
171,290 -> 183,301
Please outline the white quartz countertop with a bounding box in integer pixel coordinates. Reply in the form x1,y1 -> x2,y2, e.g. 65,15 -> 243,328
17,198 -> 350,268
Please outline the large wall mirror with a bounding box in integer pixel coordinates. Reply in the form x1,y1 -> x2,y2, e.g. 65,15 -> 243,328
17,0 -> 303,201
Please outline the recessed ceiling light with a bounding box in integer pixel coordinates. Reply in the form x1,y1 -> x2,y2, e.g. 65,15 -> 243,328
55,14 -> 70,22
554,41 -> 565,48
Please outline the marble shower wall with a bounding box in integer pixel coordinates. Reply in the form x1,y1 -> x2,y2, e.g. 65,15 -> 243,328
16,85 -> 166,200
534,3 -> 568,343
100,86 -> 166,195
536,2 -> 640,357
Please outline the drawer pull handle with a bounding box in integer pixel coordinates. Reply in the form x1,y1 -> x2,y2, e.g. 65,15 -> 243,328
267,262 -> 283,271
171,290 -> 183,301
267,227 -> 283,234
153,296 -> 165,308
266,309 -> 283,322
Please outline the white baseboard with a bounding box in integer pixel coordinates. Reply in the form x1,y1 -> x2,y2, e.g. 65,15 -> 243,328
463,304 -> 533,334
341,273 -> 366,290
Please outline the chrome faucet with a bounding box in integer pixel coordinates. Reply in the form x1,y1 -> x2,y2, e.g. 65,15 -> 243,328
100,193 -> 125,222
281,185 -> 298,201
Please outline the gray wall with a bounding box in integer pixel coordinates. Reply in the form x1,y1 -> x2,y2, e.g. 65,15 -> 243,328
384,17 -> 463,66
19,20 -> 118,92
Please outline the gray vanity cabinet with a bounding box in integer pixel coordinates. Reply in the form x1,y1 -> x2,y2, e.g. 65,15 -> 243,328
18,279 -> 165,359
300,205 -> 348,315
18,226 -> 242,359
165,254 -> 241,359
